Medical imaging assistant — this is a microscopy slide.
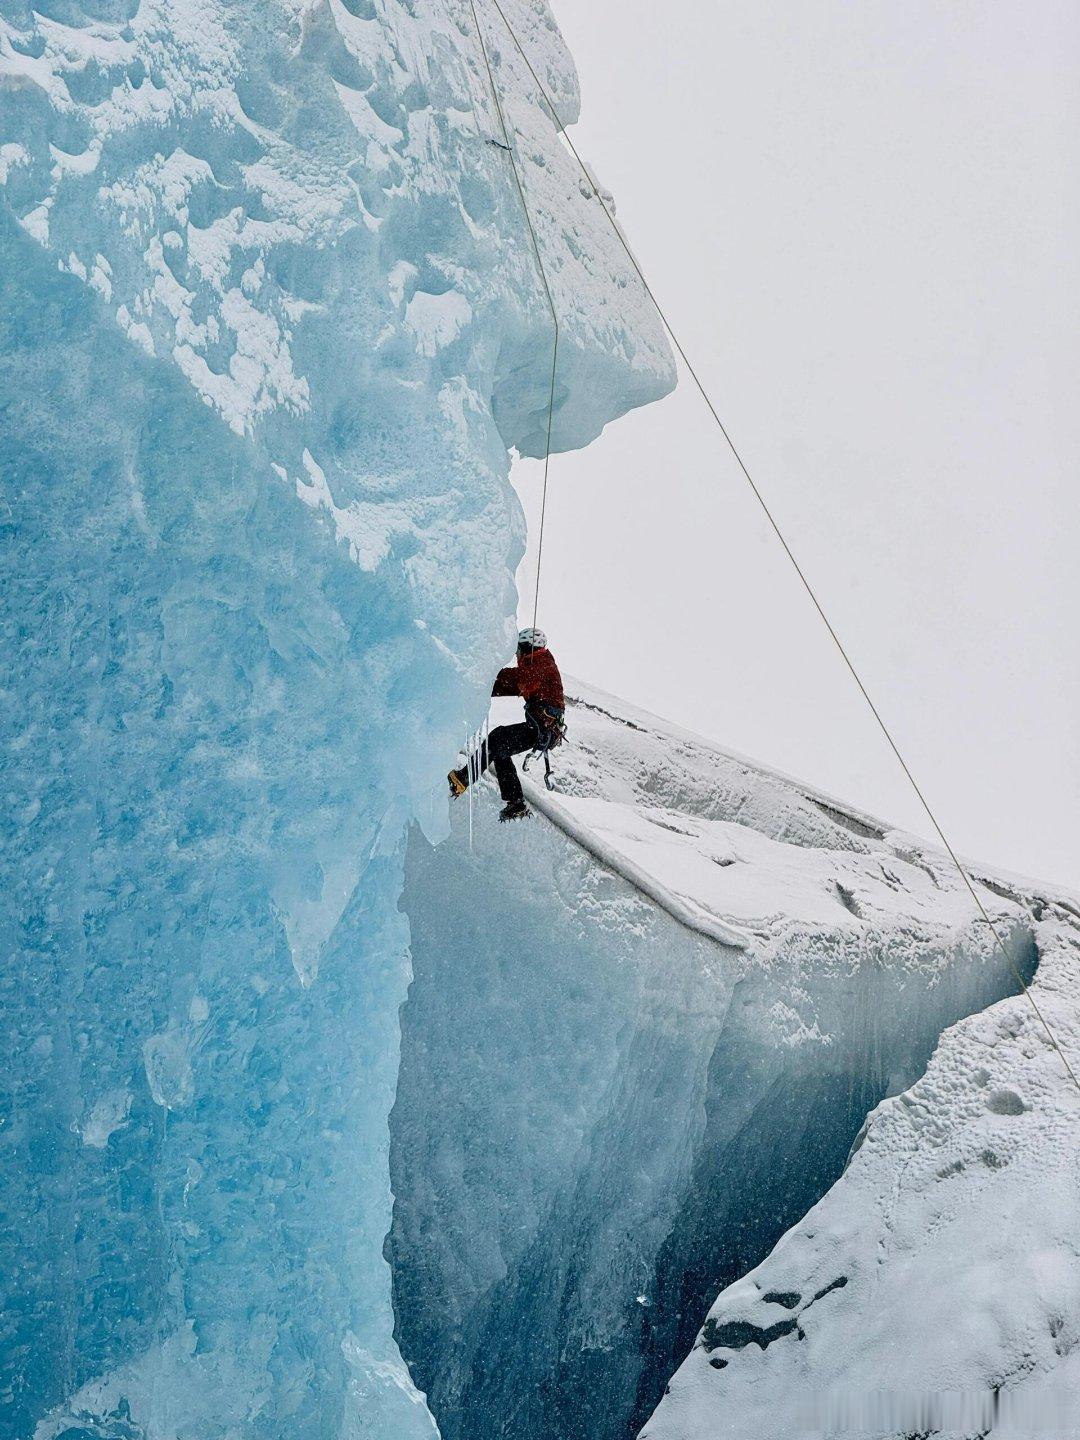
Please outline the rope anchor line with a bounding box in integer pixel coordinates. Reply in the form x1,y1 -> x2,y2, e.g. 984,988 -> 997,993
467,0 -> 559,635
469,0 -> 1079,1099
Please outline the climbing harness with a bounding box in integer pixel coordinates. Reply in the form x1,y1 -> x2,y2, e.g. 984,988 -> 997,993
522,701 -> 567,791
460,0 -> 1080,1098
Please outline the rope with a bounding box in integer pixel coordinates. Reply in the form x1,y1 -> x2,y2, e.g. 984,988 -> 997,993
466,0 -> 559,634
475,0 -> 1080,1097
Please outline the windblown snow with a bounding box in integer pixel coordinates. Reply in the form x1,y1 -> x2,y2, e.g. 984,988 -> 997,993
0,3 -> 672,1437
391,684 -> 1078,1440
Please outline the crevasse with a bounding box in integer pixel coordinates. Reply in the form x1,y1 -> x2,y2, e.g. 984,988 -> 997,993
0,3 -> 672,1436
389,688 -> 1042,1440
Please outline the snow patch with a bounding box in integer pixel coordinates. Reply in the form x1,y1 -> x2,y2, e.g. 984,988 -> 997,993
405,289 -> 473,357
80,1091 -> 133,1149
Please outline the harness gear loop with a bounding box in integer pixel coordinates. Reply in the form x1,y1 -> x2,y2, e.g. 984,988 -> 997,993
522,749 -> 557,791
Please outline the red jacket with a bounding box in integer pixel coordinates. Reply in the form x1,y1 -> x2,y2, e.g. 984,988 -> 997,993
492,647 -> 564,711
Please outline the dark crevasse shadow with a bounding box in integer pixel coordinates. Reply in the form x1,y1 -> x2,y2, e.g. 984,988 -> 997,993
626,1058 -> 881,1438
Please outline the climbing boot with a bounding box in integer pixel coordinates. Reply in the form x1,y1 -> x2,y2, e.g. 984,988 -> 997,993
448,769 -> 468,799
499,798 -> 531,823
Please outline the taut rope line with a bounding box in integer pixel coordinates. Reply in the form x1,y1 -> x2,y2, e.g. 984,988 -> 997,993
477,0 -> 1080,1097
467,0 -> 560,634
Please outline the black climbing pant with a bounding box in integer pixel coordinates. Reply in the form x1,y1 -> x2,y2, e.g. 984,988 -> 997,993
454,722 -> 536,805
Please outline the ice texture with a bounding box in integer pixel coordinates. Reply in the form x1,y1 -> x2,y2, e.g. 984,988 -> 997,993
0,2 -> 672,1435
642,917 -> 1080,1440
389,686 -> 1042,1440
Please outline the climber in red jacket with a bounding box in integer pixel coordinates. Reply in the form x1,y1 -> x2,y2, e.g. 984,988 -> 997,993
449,627 -> 565,822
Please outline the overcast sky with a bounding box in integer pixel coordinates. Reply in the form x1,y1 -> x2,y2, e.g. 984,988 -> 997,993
512,0 -> 1080,888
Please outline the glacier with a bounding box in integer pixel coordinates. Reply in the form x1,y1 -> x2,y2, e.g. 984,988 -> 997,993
0,2 -> 672,1437
388,685 -> 1069,1440
5,1 -> 1077,1437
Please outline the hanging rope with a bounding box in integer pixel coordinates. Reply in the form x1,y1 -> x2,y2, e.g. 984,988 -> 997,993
467,0 -> 559,633
471,0 -> 1080,1098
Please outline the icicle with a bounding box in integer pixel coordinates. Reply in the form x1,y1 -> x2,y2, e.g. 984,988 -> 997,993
461,714 -> 491,853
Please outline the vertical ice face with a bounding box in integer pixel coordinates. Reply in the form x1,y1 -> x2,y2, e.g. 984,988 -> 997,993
0,3 -> 673,1436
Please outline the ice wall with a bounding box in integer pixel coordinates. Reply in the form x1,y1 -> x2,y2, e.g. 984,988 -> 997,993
0,3 -> 672,1436
389,689 -> 1039,1440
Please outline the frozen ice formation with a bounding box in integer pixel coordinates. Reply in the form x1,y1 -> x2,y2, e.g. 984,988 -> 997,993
642,924 -> 1080,1440
0,2 -> 672,1436
390,685 -> 1069,1440
6,2 -> 1074,1437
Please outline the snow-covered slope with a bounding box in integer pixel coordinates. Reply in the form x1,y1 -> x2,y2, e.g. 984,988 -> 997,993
390,683 -> 1063,1440
0,5 -> 672,1438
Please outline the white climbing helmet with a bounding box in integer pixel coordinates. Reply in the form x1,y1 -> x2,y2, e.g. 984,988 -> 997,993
517,626 -> 547,650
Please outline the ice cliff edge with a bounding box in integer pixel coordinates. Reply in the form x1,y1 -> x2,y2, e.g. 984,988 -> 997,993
0,3 -> 672,1436
393,685 -> 1077,1440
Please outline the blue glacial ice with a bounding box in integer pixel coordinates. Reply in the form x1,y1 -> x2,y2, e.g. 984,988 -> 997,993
8,5 -> 1066,1438
0,2 -> 672,1436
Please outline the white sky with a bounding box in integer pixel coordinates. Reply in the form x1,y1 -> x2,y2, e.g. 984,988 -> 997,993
512,0 -> 1080,889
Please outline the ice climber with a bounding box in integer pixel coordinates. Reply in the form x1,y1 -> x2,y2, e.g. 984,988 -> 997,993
448,627 -> 566,822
